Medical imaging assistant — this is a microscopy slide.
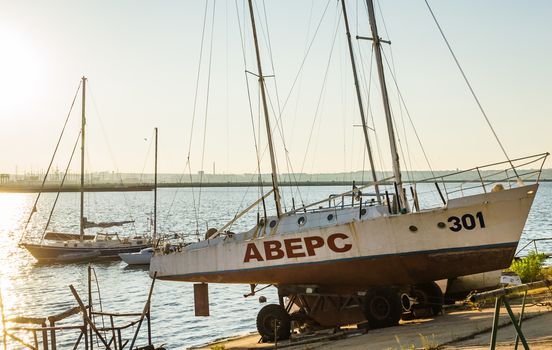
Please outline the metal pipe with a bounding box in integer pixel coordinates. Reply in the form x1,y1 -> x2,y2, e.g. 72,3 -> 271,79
469,279 -> 551,302
514,291 -> 528,350
503,299 -> 530,350
489,296 -> 501,350
435,182 -> 446,205
87,265 -> 93,350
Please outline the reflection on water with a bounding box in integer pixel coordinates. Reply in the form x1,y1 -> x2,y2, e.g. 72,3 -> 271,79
0,184 -> 551,348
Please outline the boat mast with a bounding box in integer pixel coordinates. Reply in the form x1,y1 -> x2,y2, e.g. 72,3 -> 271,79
153,127 -> 158,241
247,0 -> 282,217
80,76 -> 86,240
365,0 -> 406,208
340,0 -> 381,204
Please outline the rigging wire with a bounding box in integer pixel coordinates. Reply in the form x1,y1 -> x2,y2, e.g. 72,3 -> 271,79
178,0 -> 211,239
380,49 -> 435,177
424,0 -> 519,178
41,131 -> 82,242
357,34 -> 387,182
374,0 -> 414,183
197,0 -> 218,225
254,0 -> 333,208
258,0 -> 296,209
87,83 -> 137,234
20,80 -> 82,243
234,0 -> 268,219
299,5 -> 343,178
278,0 -> 333,116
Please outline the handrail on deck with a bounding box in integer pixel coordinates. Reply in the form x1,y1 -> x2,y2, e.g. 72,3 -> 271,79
515,237 -> 552,256
417,152 -> 548,184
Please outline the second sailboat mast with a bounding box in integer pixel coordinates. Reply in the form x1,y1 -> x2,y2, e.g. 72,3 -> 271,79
340,0 -> 381,203
247,0 -> 282,217
365,0 -> 405,208
80,76 -> 86,239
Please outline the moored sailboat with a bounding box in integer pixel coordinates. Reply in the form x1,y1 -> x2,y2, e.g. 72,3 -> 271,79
19,77 -> 150,263
149,0 -> 547,340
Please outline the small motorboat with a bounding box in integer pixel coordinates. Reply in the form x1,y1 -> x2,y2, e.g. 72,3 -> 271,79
119,247 -> 154,265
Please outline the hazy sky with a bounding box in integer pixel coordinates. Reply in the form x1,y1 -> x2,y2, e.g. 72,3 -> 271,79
0,0 -> 550,176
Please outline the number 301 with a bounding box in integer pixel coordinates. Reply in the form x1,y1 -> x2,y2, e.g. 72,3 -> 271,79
447,212 -> 485,232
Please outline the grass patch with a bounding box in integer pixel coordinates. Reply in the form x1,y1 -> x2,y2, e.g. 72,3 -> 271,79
508,251 -> 548,283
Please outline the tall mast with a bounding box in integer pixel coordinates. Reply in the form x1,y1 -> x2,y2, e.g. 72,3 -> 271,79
247,0 -> 282,217
340,0 -> 381,204
80,76 -> 86,239
365,0 -> 405,208
153,127 -> 158,241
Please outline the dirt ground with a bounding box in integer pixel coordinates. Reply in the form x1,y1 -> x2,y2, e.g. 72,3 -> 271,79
196,294 -> 552,350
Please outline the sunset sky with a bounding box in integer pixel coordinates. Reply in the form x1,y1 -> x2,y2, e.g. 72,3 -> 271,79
0,0 -> 550,176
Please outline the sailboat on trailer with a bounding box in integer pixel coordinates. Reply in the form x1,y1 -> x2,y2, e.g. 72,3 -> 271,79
150,0 -> 547,340
20,77 -> 150,263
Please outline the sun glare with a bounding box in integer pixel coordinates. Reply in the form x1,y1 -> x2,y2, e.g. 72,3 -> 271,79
0,26 -> 44,119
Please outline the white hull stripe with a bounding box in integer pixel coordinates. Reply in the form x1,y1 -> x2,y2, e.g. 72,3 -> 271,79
155,241 -> 517,279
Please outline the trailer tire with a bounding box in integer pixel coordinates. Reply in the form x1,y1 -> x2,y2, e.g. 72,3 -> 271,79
256,304 -> 291,342
363,288 -> 402,329
412,282 -> 444,317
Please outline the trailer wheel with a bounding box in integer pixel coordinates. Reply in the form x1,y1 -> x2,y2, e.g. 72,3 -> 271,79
256,304 -> 291,342
363,288 -> 402,329
412,282 -> 444,317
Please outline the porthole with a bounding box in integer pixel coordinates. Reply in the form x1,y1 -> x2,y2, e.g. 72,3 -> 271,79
409,225 -> 418,232
269,220 -> 277,228
437,222 -> 446,229
360,208 -> 367,216
327,214 -> 334,221
298,216 -> 307,226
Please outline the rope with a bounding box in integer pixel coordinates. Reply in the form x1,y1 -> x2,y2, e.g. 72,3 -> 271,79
20,81 -> 81,243
424,0 -> 519,179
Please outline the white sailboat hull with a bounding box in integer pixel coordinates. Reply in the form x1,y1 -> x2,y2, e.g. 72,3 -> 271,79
150,184 -> 537,288
119,248 -> 153,265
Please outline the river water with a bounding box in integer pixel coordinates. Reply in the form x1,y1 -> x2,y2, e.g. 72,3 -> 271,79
0,183 -> 551,349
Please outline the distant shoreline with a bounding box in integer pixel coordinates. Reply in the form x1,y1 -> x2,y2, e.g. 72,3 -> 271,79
0,179 -> 548,193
